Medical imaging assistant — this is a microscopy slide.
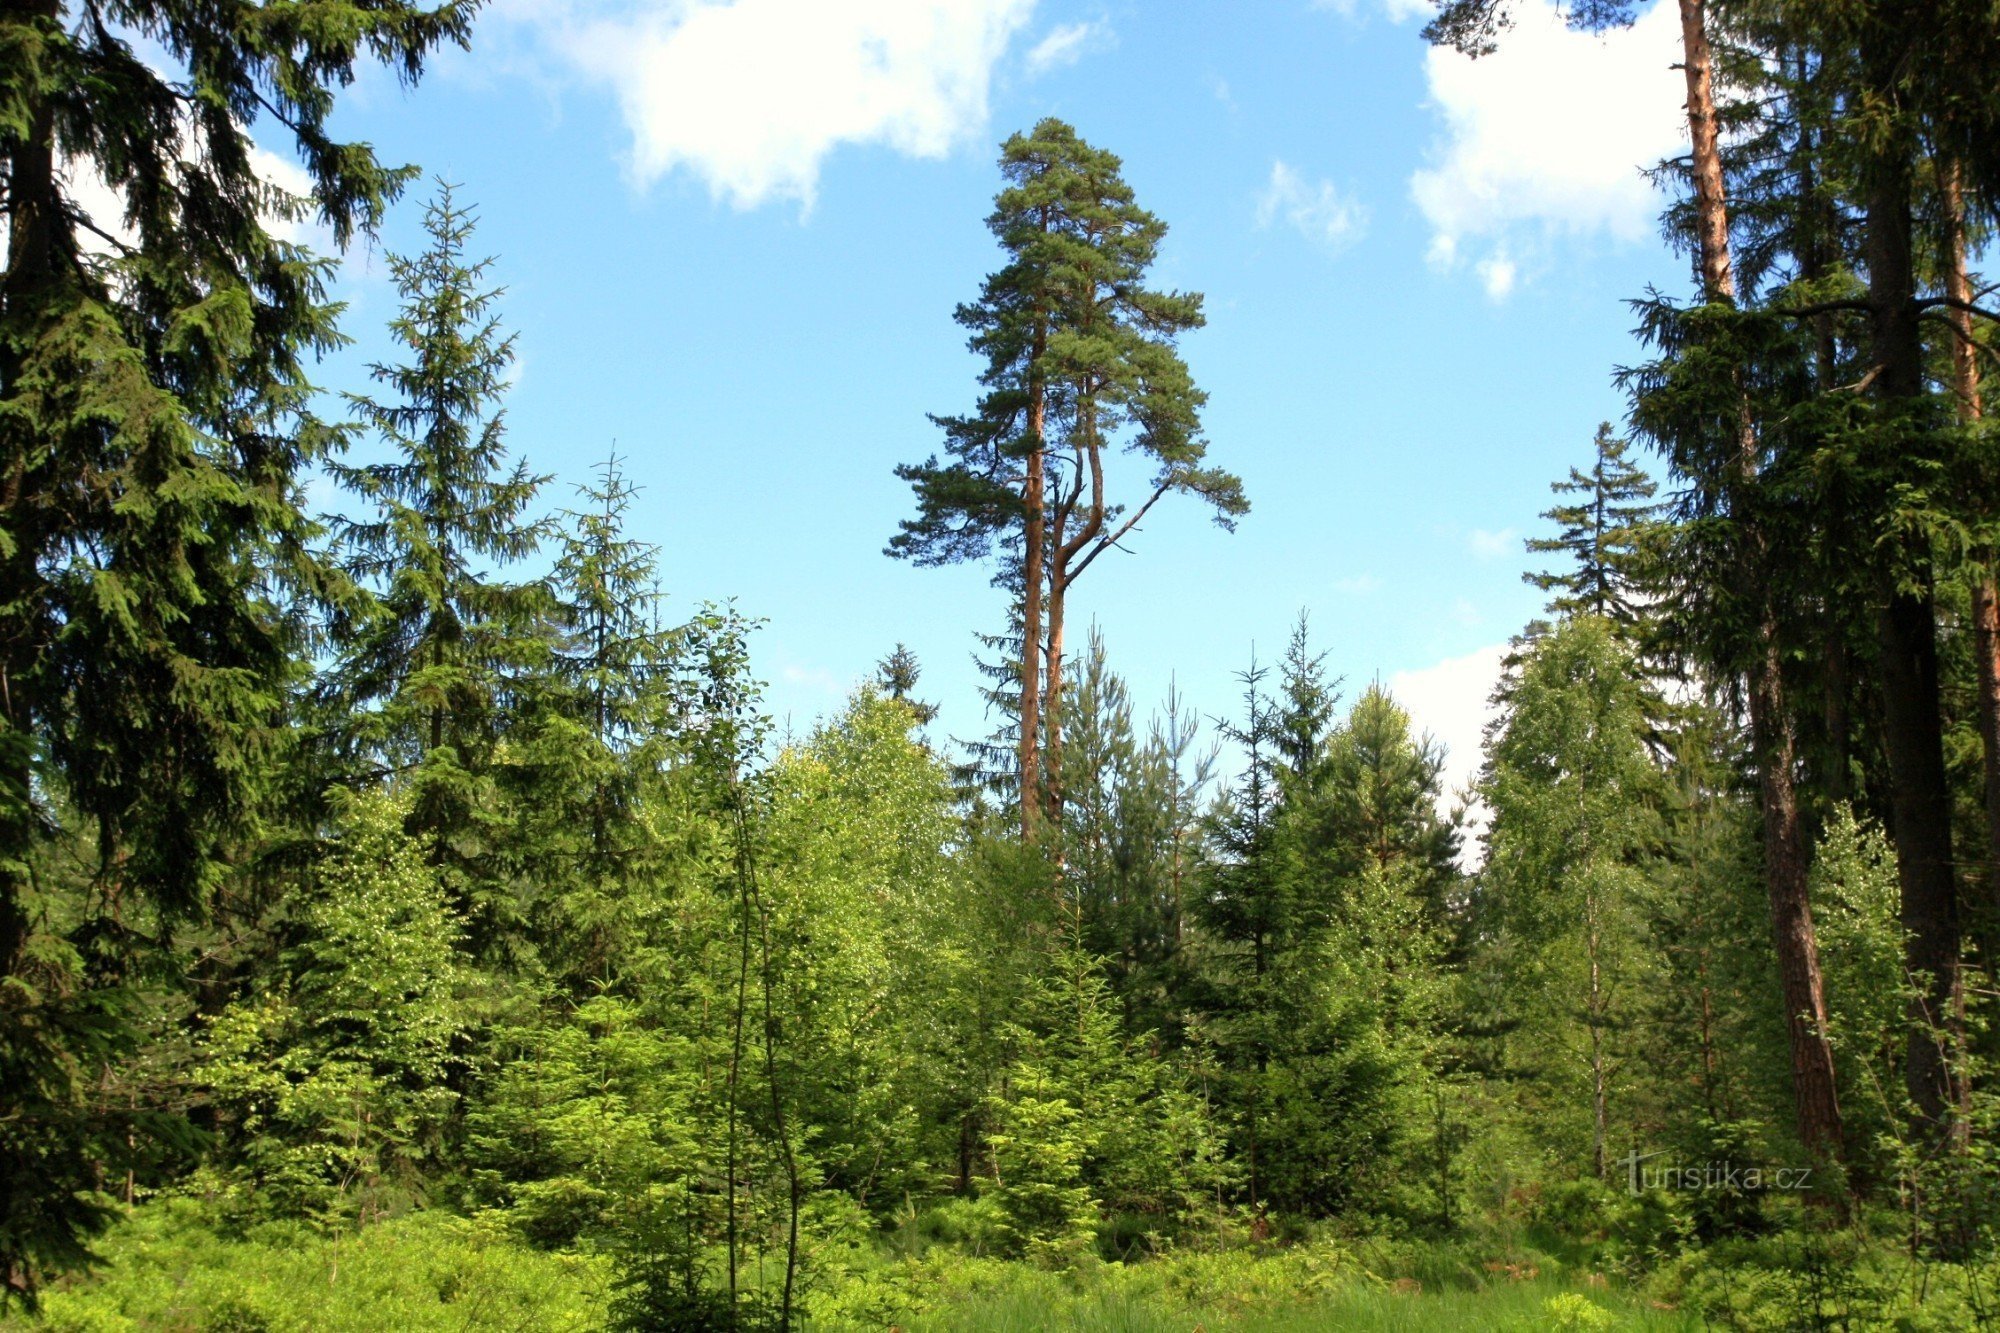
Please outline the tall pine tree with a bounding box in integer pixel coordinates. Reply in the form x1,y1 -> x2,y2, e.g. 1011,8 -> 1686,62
889,119 -> 1245,841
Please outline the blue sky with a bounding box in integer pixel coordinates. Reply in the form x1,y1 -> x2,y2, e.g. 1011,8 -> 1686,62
292,0 -> 1698,798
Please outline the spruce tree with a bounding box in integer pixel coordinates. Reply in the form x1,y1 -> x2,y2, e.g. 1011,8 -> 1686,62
876,643 -> 940,725
1274,614 -> 1340,783
1057,628 -> 1214,1030
1524,423 -> 1662,633
1441,0 -> 1850,1166
514,454 -> 685,985
328,182 -> 551,948
0,0 -> 469,1294
1193,653 -> 1284,1207
1310,685 -> 1462,927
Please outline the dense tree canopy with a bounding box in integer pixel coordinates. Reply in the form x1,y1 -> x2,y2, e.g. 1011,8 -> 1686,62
6,0 -> 2000,1327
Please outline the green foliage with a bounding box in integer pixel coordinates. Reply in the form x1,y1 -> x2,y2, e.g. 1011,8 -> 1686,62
1525,425 -> 1664,636
327,181 -> 552,953
465,996 -> 709,1248
1479,619 -> 1660,1177
1059,630 -> 1215,1033
9,1202 -> 607,1332
11,27 -> 2000,1332
1810,806 -> 1910,1172
1192,641 -> 1464,1220
504,457 -> 751,993
1305,685 -> 1462,917
982,933 -> 1230,1262
0,0 -> 469,1289
195,788 -> 466,1224
888,117 -> 1243,573
1629,710 -> 1792,1158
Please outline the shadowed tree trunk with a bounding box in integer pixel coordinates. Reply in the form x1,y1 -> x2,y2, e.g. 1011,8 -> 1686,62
0,0 -> 64,979
1856,44 -> 1965,1129
1020,332 -> 1048,842
1944,160 -> 2000,977
1677,0 -> 1844,1163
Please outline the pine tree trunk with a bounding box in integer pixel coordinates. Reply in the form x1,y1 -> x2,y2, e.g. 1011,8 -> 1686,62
1044,400 -> 1107,842
1679,0 -> 1733,302
1863,117 -> 1966,1131
1677,0 -> 1844,1162
1943,161 -> 2000,975
1045,570 -> 1066,837
1019,357 -> 1047,841
1751,666 -> 1845,1155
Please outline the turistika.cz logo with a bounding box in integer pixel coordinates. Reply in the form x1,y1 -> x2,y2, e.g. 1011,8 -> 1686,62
1620,1149 -> 1812,1195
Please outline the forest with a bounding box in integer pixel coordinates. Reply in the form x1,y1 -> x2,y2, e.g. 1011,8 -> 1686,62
3,0 -> 2000,1329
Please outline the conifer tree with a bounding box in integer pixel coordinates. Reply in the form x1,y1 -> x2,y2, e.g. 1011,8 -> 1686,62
0,0 -> 469,1294
1432,0 -> 1847,1167
1481,617 -> 1660,1180
1311,685 -> 1462,927
1275,614 -> 1340,783
1639,704 -> 1780,1147
328,183 -> 551,946
1061,629 -> 1144,962
1197,651 -> 1448,1217
1194,654 -> 1283,1206
876,643 -> 940,725
1130,679 -> 1217,1039
514,455 -> 685,984
1057,629 -> 1214,1029
1524,424 -> 1663,633
890,119 -> 1245,841
547,456 -> 675,753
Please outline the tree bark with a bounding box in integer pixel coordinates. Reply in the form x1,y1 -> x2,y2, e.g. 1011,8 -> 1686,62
0,0 -> 65,978
1677,0 -> 1844,1162
1943,161 -> 2000,975
1679,0 -> 1734,302
1862,113 -> 1966,1131
1018,344 -> 1047,842
1045,567 -> 1066,836
1044,392 -> 1109,838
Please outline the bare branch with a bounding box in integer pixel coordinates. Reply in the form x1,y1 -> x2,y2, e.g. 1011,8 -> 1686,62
1065,481 -> 1171,588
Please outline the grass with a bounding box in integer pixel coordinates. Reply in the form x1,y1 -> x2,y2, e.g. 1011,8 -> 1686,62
6,1201 -> 611,1333
5,1204 -> 1698,1332
807,1230 -> 1694,1331
891,1279 -> 1683,1332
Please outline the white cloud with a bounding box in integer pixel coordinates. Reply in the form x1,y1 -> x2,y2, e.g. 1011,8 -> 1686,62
1468,526 -> 1518,559
1410,0 -> 1685,294
1476,252 -> 1517,299
1389,640 -> 1510,854
1025,18 -> 1110,74
1334,572 -> 1383,594
61,158 -> 134,257
1256,161 -> 1368,254
543,0 -> 1035,210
